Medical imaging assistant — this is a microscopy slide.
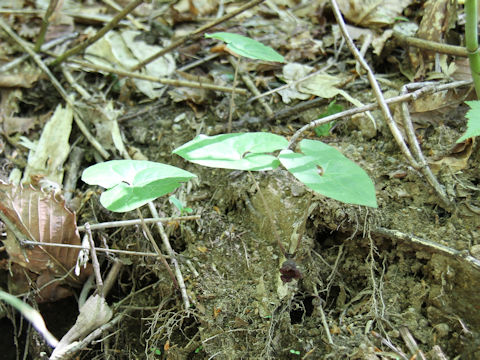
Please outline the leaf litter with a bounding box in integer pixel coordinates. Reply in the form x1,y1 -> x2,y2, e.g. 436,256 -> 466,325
0,0 -> 479,359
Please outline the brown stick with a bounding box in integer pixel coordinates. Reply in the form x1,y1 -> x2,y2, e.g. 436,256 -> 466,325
394,31 -> 468,57
69,59 -> 247,94
289,80 -> 472,146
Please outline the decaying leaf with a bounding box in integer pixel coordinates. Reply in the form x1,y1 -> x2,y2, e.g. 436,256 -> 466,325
22,103 -> 73,185
337,0 -> 413,28
0,73 -> 42,88
0,182 -> 90,301
76,101 -> 127,157
50,294 -> 113,359
429,138 -> 475,174
173,0 -> 218,16
84,30 -> 176,99
408,0 -> 457,78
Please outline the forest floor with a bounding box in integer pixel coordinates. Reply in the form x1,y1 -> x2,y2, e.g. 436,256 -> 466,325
0,0 -> 479,359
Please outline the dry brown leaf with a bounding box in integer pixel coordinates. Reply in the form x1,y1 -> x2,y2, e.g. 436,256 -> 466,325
284,30 -> 325,61
429,138 -> 475,174
173,0 -> 218,16
408,0 -> 457,78
0,182 -> 82,274
3,116 -> 40,135
0,182 -> 90,301
22,104 -> 73,185
411,89 -> 470,114
0,73 -> 42,88
337,0 -> 413,28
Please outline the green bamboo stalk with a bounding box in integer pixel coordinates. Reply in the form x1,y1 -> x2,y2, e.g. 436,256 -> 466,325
465,0 -> 480,98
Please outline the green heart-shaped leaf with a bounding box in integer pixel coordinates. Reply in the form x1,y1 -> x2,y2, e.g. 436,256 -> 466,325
279,140 -> 377,207
82,160 -> 196,212
173,133 -> 288,171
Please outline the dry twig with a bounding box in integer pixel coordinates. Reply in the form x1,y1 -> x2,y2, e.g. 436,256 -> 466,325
0,18 -> 110,159
399,82 -> 453,209
229,56 -> 273,118
289,80 -> 471,145
34,0 -> 59,51
374,227 -> 480,271
328,0 -> 454,210
68,59 -> 248,94
51,0 -> 144,66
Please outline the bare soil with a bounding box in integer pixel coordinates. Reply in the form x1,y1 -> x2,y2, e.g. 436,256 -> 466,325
1,2 -> 480,360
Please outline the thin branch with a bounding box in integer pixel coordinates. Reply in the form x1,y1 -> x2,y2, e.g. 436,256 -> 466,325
77,215 -> 199,231
84,223 -> 104,295
68,59 -> 248,95
136,209 -> 179,289
147,202 -> 191,310
329,0 -> 418,167
50,0 -> 144,66
465,0 -> 480,97
34,0 -> 59,51
229,56 -> 273,117
20,240 -> 168,258
0,33 -> 77,73
0,18 -> 110,159
373,227 -> 480,272
227,56 -> 241,132
399,82 -> 453,209
288,80 -> 472,146
393,31 -> 468,57
101,0 -> 145,30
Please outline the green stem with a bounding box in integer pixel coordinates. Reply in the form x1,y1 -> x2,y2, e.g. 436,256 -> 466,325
465,0 -> 480,98
34,0 -> 58,52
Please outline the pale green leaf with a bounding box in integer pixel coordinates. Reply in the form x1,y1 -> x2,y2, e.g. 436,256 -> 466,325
173,133 -> 288,171
82,160 -> 196,212
279,140 -> 377,207
457,100 -> 480,142
205,32 -> 285,62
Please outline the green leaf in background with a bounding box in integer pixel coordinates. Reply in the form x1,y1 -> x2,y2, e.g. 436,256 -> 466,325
0,290 -> 58,348
169,195 -> 193,214
314,100 -> 343,137
278,139 -> 377,208
81,160 -> 196,212
457,100 -> 480,142
205,32 -> 285,63
173,133 -> 288,171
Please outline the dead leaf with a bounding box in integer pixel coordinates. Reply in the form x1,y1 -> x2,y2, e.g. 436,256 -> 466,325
0,182 -> 91,302
337,0 -> 413,28
0,182 -> 82,274
50,294 -> 113,358
0,73 -> 42,88
408,0 -> 457,78
429,138 -> 475,173
77,101 -> 127,157
173,0 -> 218,16
22,103 -> 73,185
284,30 -> 325,62
84,30 -> 176,99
